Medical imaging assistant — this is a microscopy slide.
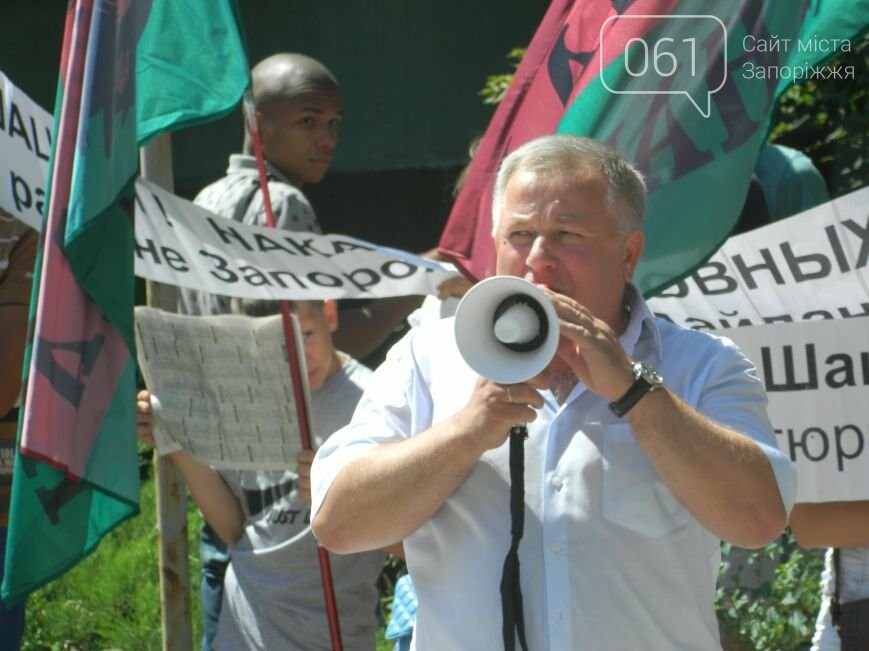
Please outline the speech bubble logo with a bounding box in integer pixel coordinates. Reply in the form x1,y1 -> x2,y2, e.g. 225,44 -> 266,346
600,15 -> 728,118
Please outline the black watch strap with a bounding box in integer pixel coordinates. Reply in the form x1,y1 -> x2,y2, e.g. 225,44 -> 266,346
608,377 -> 653,417
608,362 -> 662,417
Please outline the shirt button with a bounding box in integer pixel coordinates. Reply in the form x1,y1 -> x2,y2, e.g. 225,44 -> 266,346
552,477 -> 564,490
551,543 -> 562,554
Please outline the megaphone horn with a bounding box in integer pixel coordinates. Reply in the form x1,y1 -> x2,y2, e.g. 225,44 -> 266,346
454,276 -> 560,384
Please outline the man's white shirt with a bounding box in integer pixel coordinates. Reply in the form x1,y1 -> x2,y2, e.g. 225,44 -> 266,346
312,286 -> 796,650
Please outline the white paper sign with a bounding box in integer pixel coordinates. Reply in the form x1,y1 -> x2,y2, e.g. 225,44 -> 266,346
135,307 -> 313,469
0,70 -> 52,231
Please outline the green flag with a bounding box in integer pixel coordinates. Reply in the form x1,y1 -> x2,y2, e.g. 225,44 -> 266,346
2,0 -> 248,605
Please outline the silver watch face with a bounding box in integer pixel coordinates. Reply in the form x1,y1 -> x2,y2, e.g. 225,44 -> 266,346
633,361 -> 663,388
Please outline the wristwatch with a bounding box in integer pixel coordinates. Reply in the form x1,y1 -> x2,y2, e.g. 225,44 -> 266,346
608,361 -> 664,417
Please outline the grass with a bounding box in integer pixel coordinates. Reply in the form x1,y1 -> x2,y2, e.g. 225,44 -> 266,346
20,472 -> 396,650
21,478 -> 203,650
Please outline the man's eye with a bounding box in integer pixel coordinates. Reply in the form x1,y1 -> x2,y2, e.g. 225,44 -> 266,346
302,331 -> 314,340
508,231 -> 534,242
558,230 -> 583,242
298,117 -> 315,126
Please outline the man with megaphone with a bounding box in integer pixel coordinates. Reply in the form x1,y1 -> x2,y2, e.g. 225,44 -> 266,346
310,135 -> 796,650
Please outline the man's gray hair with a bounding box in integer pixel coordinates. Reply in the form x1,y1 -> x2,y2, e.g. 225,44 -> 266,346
491,135 -> 646,235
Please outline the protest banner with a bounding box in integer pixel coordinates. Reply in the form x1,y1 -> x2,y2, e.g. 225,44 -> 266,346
648,186 -> 869,328
722,317 -> 869,503
0,71 -> 457,301
648,191 -> 869,502
134,178 -> 457,300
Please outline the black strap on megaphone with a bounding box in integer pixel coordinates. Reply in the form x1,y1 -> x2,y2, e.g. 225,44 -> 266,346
501,423 -> 529,651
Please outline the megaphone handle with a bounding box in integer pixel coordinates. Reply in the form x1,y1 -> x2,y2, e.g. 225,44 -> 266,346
501,424 -> 529,651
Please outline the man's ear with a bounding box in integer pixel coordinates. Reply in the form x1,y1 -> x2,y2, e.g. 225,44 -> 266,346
623,230 -> 645,282
323,299 -> 339,332
254,108 -> 277,142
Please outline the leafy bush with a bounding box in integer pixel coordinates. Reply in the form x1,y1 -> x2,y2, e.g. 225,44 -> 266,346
716,535 -> 825,651
768,32 -> 868,197
479,48 -> 526,105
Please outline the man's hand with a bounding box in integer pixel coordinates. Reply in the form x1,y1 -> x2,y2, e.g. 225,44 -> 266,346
296,449 -> 316,504
435,275 -> 473,301
541,288 -> 635,403
136,389 -> 156,448
313,377 -> 545,555
450,377 -> 544,453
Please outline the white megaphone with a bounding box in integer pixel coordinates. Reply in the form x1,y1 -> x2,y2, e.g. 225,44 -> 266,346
454,276 -> 560,384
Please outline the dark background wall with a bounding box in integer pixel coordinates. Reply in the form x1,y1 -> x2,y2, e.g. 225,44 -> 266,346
1,0 -> 548,252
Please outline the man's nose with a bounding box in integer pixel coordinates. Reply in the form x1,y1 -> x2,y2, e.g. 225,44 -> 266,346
525,236 -> 557,271
318,124 -> 338,150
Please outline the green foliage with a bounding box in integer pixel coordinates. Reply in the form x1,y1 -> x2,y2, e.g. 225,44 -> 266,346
21,474 -> 204,650
768,32 -> 868,197
716,535 -> 825,651
479,48 -> 526,105
376,628 -> 391,651
375,555 -> 410,651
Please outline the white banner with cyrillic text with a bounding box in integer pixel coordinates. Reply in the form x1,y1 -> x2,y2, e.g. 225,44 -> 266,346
134,178 -> 458,299
648,186 -> 869,327
648,190 -> 869,502
722,317 -> 869,503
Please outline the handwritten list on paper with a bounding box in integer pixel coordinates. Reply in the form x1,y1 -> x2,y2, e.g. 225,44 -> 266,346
134,307 -> 311,469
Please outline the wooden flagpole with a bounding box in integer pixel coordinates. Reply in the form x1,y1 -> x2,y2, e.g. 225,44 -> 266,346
140,135 -> 194,651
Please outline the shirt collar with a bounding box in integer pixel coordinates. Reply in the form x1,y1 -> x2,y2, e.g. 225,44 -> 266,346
619,284 -> 663,362
227,154 -> 296,187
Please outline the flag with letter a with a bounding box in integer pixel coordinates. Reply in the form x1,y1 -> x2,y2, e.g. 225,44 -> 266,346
2,0 -> 248,605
